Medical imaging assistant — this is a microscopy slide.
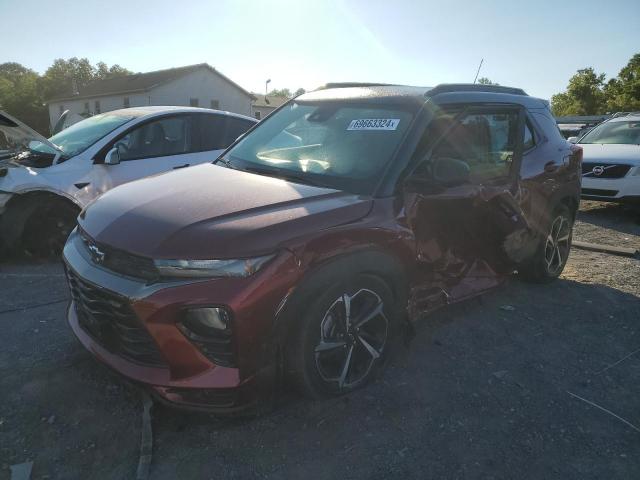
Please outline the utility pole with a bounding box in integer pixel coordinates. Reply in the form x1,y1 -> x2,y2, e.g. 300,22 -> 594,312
265,79 -> 271,97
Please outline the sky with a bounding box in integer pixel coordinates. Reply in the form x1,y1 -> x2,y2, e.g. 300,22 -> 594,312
1,0 -> 639,100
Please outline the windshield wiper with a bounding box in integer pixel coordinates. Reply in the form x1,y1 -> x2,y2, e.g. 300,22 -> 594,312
214,156 -> 238,169
243,166 -> 328,188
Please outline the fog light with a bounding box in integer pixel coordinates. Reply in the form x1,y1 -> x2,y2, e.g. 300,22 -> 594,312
178,307 -> 235,367
183,307 -> 230,336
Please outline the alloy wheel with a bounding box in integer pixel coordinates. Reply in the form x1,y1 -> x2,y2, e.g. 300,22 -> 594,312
544,214 -> 571,275
314,288 -> 388,389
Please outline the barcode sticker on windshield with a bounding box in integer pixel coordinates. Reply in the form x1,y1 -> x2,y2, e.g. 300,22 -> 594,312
347,119 -> 400,131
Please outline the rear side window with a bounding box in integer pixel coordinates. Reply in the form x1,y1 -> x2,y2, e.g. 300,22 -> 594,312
223,118 -> 255,146
194,114 -> 227,151
193,115 -> 255,151
523,121 -> 535,150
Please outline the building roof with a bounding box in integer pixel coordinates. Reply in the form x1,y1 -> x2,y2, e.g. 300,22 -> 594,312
252,95 -> 290,109
47,63 -> 255,103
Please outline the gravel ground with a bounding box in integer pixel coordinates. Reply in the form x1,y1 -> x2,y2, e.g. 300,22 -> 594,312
0,201 -> 638,480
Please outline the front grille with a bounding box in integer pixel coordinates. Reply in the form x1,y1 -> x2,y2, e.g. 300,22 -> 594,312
582,188 -> 619,197
66,268 -> 166,367
582,162 -> 632,178
79,229 -> 158,281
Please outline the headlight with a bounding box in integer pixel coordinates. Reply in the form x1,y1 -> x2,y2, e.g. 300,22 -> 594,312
154,254 -> 274,278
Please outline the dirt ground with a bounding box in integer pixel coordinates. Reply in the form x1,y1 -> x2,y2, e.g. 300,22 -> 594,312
1,201 -> 639,480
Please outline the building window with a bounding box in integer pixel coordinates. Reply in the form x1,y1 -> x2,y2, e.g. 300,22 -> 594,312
190,98 -> 199,107
94,101 -> 101,114
210,99 -> 220,110
254,111 -> 261,120
84,102 -> 90,113
123,97 -> 130,108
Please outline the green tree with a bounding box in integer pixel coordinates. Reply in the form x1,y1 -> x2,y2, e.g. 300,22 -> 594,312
0,59 -> 131,135
268,88 -> 292,98
604,53 -> 640,112
477,77 -> 497,85
0,63 -> 48,134
40,57 -> 98,100
294,87 -> 306,96
551,67 -> 606,116
95,62 -> 133,80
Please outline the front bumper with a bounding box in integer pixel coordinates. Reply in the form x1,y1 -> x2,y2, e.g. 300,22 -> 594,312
581,171 -> 640,203
63,229 -> 297,412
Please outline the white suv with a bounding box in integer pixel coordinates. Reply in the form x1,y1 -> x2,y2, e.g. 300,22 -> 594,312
576,113 -> 640,205
0,106 -> 257,256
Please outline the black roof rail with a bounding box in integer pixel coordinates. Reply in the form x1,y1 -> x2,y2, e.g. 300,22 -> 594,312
316,82 -> 398,90
426,83 -> 528,97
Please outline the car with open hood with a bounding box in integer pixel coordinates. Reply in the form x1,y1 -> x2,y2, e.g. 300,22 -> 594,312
0,107 -> 257,256
63,83 -> 582,412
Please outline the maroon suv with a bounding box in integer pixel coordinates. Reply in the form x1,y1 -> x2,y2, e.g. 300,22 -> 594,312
63,84 -> 582,412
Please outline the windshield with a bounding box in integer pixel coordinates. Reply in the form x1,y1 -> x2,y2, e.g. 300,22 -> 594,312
579,120 -> 640,144
31,112 -> 137,158
222,101 -> 414,194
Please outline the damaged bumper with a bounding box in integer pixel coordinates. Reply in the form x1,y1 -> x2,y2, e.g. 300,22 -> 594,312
62,229 -> 280,413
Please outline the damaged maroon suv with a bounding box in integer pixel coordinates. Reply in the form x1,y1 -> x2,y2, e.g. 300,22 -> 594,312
63,83 -> 582,412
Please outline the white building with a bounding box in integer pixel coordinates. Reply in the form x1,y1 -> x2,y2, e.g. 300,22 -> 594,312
46,63 -> 255,129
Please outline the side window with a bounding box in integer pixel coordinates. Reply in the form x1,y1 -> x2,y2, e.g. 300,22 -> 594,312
223,118 -> 255,146
117,116 -> 192,161
523,121 -> 535,150
194,114 -> 227,151
432,109 -> 519,183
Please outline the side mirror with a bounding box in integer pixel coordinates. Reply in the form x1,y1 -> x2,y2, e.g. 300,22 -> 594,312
567,136 -> 578,144
432,157 -> 470,187
104,147 -> 120,165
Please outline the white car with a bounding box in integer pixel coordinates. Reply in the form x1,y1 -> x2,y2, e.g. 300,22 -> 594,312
0,106 -> 257,256
574,114 -> 640,205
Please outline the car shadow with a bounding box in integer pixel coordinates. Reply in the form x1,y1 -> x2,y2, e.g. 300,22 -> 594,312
577,200 -> 640,236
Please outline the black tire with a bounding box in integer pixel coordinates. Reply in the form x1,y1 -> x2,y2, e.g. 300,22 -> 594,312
287,273 -> 398,399
21,200 -> 79,258
519,203 -> 574,283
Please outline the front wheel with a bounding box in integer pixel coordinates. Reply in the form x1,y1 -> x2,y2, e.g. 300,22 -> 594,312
287,274 -> 397,398
21,201 -> 79,258
519,203 -> 574,283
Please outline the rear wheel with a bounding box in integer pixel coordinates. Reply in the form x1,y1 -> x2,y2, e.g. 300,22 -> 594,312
519,203 -> 573,283
287,274 -> 397,398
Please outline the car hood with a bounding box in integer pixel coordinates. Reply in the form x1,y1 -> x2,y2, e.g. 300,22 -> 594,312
79,164 -> 373,259
579,143 -> 640,165
0,111 -> 61,156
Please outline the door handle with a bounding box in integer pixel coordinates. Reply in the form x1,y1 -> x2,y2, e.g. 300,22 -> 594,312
173,163 -> 190,170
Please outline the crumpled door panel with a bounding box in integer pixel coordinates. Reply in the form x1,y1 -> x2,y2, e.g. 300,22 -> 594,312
404,182 -> 534,319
